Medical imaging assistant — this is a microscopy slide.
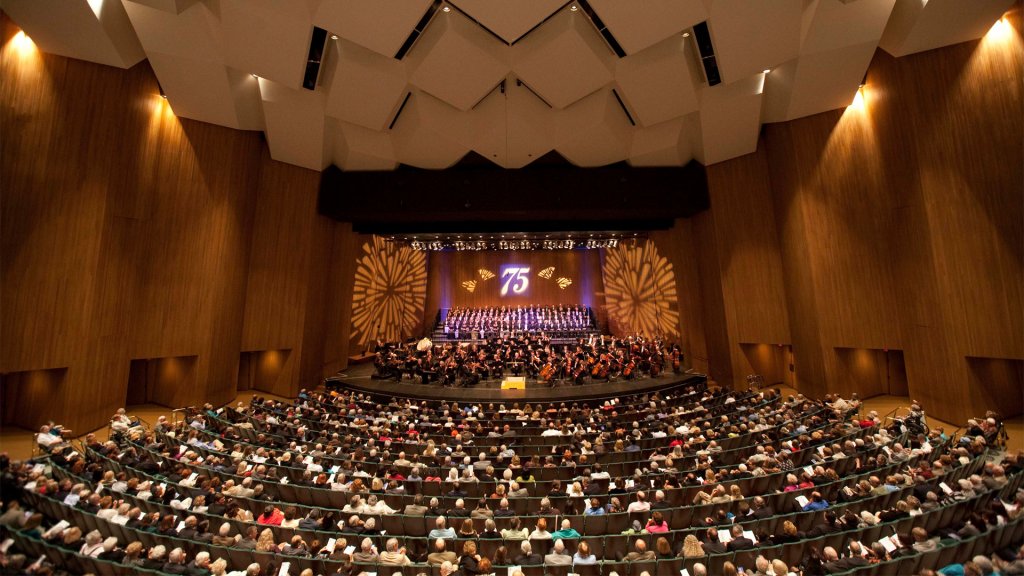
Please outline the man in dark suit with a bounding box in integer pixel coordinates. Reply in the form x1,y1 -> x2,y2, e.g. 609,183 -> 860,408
823,546 -> 869,573
725,525 -> 755,551
751,496 -> 775,519
702,528 -> 727,554
513,541 -> 543,566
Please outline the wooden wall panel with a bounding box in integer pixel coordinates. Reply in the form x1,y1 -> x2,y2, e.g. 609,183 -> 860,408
322,222 -> 357,375
648,221 -> 708,372
700,144 -> 792,388
1,14 -> 263,432
240,148 -> 334,398
752,6 -> 1021,419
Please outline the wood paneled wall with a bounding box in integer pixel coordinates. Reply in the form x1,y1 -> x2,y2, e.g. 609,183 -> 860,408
0,13 -> 347,431
696,7 -> 1022,422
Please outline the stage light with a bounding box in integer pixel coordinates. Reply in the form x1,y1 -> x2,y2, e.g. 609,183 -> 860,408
442,5 -> 450,12
330,34 -> 339,40
570,5 -> 579,11
848,84 -> 865,110
9,30 -> 37,58
762,69 -> 770,74
682,32 -> 690,38
987,17 -> 1012,42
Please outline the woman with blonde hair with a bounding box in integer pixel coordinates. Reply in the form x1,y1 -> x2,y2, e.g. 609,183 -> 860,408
680,534 -> 705,558
255,528 -> 279,552
209,558 -> 230,576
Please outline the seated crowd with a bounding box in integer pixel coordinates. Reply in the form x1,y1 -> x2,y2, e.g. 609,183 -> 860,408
1,381 -> 1021,576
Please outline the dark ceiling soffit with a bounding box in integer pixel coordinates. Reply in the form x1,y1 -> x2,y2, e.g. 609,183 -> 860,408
317,159 -> 709,234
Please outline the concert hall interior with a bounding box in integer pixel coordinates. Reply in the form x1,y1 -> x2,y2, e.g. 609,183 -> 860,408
1,0 -> 1021,442
1,3 -> 1023,575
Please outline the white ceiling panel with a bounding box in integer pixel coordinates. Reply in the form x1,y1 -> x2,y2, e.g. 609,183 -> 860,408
390,93 -> 472,169
628,117 -> 689,167
614,35 -> 700,127
505,78 -> 558,168
407,9 -> 510,111
555,89 -> 633,167
122,0 -> 222,64
216,0 -> 311,87
313,0 -> 433,58
449,0 -> 566,44
323,39 -> 409,131
331,119 -> 398,171
7,1 -> 1011,170
879,0 -> 1015,57
3,0 -> 144,68
588,0 -> 708,55
125,0 -> 199,15
706,0 -> 802,84
785,40 -> 878,121
800,0 -> 897,56
146,52 -> 245,128
696,73 -> 763,164
259,78 -> 329,170
513,9 -> 615,109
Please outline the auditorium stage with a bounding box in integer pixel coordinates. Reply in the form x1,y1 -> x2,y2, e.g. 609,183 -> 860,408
325,362 -> 707,402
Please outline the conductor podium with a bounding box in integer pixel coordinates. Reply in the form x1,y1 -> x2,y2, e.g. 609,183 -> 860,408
501,376 -> 526,390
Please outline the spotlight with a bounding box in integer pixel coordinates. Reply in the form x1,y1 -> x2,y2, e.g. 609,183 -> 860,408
442,5 -> 450,12
682,31 -> 690,38
330,34 -> 339,40
251,73 -> 259,79
570,5 -> 579,11
762,69 -> 770,74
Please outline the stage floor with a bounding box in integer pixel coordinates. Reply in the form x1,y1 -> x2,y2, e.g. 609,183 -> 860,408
327,362 -> 708,402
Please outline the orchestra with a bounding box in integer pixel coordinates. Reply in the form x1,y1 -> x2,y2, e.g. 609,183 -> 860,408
371,332 -> 682,388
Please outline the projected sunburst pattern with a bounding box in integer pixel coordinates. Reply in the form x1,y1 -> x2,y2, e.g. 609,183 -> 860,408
478,269 -> 495,281
602,240 -> 679,336
538,267 -> 555,279
351,236 -> 427,345
462,280 -> 478,293
556,277 -> 573,289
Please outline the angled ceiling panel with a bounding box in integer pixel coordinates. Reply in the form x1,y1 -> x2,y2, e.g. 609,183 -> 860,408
513,9 -> 615,108
879,0 -> 1015,57
706,0 -> 802,84
216,0 -> 311,87
628,117 -> 689,166
800,0 -> 897,56
588,0 -> 708,55
695,73 -> 763,164
323,39 -> 409,130
407,9 -> 510,111
330,119 -> 399,171
260,77 -> 329,170
555,89 -> 633,166
389,93 -> 472,168
614,35 -> 700,127
122,0 -> 223,64
313,0 -> 434,58
449,0 -> 566,43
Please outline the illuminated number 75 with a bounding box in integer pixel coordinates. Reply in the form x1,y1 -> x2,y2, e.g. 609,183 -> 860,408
501,267 -> 530,296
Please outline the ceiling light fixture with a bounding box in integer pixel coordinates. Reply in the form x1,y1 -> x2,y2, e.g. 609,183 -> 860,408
682,31 -> 690,38
763,69 -> 770,74
330,34 -> 339,40
570,5 -> 579,11
251,73 -> 259,79
442,5 -> 450,12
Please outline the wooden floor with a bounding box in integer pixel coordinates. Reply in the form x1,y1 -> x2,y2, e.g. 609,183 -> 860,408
2,383 -> 1020,463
